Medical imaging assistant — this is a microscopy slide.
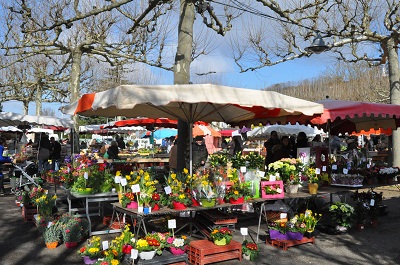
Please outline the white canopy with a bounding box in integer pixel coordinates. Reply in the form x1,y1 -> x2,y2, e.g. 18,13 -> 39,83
0,112 -> 73,128
248,123 -> 325,139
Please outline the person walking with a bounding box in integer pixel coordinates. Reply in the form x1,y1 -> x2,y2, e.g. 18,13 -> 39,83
37,133 -> 51,174
50,137 -> 61,171
168,139 -> 178,172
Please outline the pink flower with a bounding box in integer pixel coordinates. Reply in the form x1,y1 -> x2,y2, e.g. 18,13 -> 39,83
66,229 -> 70,233
167,237 -> 174,244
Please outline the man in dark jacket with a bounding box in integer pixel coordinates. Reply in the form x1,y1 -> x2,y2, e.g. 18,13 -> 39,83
50,137 -> 62,171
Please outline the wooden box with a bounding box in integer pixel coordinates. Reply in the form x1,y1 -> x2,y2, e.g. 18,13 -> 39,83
21,205 -> 37,222
261,181 -> 284,199
187,240 -> 241,265
266,236 -> 315,251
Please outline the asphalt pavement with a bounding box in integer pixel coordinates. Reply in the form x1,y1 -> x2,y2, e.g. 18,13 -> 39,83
1,180 -> 400,265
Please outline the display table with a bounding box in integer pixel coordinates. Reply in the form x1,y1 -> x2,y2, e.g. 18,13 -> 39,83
187,239 -> 242,265
63,188 -> 121,236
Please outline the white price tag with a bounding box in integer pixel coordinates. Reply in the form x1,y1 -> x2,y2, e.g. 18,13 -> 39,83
370,199 -> 375,206
322,166 -> 327,172
240,166 -> 247,173
47,222 -> 52,228
332,164 -> 338,170
67,167 -> 70,173
131,184 -> 140,193
367,164 -> 371,168
240,227 -> 248,236
102,241 -> 109,250
280,213 -> 287,219
164,186 -> 172,194
114,176 -> 121,183
315,168 -> 321,174
84,172 -> 89,179
168,219 -> 176,229
120,178 -> 127,186
131,249 -> 138,259
343,168 -> 348,174
269,175 -> 276,181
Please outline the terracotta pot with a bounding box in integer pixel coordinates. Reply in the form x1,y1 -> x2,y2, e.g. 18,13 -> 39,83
45,241 -> 58,249
65,242 -> 78,249
229,197 -> 244,204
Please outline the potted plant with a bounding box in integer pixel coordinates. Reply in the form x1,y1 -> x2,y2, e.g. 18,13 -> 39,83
329,202 -> 354,232
165,234 -> 189,255
78,236 -> 102,264
304,166 -> 320,194
224,182 -> 251,204
296,209 -> 322,237
268,216 -> 305,241
210,227 -> 233,246
135,232 -> 163,260
354,201 -> 368,230
268,158 -> 304,193
43,222 -> 61,248
62,218 -> 83,248
34,194 -> 57,218
241,240 -> 259,261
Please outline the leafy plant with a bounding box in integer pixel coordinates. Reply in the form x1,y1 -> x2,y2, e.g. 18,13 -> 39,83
329,202 -> 354,228
78,236 -> 102,258
43,222 -> 62,243
244,152 -> 264,169
242,240 -> 259,261
210,227 -> 233,243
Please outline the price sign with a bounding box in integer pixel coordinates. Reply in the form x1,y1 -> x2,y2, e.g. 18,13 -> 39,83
322,166 -> 327,172
370,199 -> 375,206
332,164 -> 338,170
367,164 -> 371,168
114,176 -> 121,183
269,175 -> 276,181
131,184 -> 140,193
343,168 -> 348,174
164,186 -> 172,194
131,249 -> 138,259
280,213 -> 287,219
240,166 -> 247,173
315,168 -> 321,174
240,227 -> 248,236
120,178 -> 127,186
168,219 -> 177,229
47,222 -> 52,228
84,172 -> 88,179
102,241 -> 109,250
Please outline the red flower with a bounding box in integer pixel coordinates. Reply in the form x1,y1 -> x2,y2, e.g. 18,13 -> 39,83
66,229 -> 70,233
79,247 -> 86,253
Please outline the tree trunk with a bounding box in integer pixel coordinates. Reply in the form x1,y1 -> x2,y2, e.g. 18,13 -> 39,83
387,35 -> 400,167
35,85 -> 43,116
174,0 -> 195,173
70,49 -> 83,152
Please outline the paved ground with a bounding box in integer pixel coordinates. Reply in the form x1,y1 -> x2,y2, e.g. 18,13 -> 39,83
1,180 -> 400,265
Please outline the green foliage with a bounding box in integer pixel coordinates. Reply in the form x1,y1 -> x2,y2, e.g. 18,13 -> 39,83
43,222 -> 62,243
329,202 -> 354,227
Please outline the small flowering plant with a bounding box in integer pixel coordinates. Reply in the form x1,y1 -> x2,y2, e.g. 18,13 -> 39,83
135,232 -> 163,254
78,236 -> 102,259
268,158 -> 304,185
29,186 -> 47,205
296,209 -> 322,232
165,234 -> 188,250
264,184 -> 282,195
304,167 -> 320,184
225,182 -> 251,200
210,227 -> 233,244
242,240 -> 260,261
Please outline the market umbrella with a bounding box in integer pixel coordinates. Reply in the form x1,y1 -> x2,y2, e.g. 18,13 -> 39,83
103,117 -> 179,130
60,84 -> 324,174
192,124 -> 221,137
247,123 -> 323,139
151,128 -> 178,140
0,112 -> 73,128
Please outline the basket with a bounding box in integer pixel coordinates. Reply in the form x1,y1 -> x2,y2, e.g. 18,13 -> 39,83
263,211 -> 287,223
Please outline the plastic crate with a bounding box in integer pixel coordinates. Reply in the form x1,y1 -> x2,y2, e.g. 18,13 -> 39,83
21,206 -> 37,222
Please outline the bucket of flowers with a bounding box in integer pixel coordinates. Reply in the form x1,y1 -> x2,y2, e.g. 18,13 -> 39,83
78,236 -> 102,264
165,234 -> 189,255
241,240 -> 260,261
135,232 -> 164,260
210,227 -> 233,246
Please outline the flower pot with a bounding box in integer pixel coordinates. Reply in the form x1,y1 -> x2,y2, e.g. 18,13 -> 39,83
82,256 -> 98,265
118,193 -> 123,204
285,184 -> 299,194
77,188 -> 92,195
139,250 -> 156,260
308,183 -> 318,195
173,201 -> 187,210
213,238 -> 228,246
152,204 -> 160,211
65,242 -> 78,249
143,207 -> 151,214
45,241 -> 58,249
169,246 -> 186,255
126,201 -> 138,209
269,229 -> 303,240
242,254 -> 251,261
200,198 -> 216,208
229,197 -> 244,204
191,198 -> 201,206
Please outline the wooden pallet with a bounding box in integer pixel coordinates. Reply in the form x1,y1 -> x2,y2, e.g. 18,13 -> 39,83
266,236 -> 315,251
21,206 -> 37,222
187,240 -> 241,265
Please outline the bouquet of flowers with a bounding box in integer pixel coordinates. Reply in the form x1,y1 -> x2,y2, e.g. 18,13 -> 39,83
120,192 -> 136,208
35,194 -> 57,217
29,186 -> 47,205
242,240 -> 259,261
165,170 -> 192,207
210,227 -> 233,245
304,166 -> 320,184
225,182 -> 251,200
296,209 -> 322,232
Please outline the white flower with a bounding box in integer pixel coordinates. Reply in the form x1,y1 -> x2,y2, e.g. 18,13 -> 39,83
173,238 -> 185,248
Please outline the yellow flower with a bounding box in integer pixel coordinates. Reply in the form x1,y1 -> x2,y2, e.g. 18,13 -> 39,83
179,194 -> 186,199
183,168 -> 188,174
234,191 -> 239,195
126,175 -> 131,180
111,260 -> 119,265
116,171 -> 121,176
171,174 -> 177,180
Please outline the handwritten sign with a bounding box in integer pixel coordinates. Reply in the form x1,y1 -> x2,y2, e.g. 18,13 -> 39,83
84,172 -> 88,179
343,168 -> 348,174
131,249 -> 138,259
322,166 -> 327,172
240,227 -> 248,236
332,164 -> 337,170
168,219 -> 177,229
131,184 -> 140,193
280,213 -> 287,219
240,166 -> 247,173
120,178 -> 127,186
